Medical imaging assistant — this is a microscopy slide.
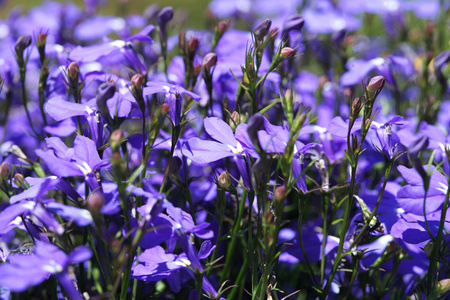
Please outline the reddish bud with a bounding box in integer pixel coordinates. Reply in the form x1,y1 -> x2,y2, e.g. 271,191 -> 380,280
0,162 -> 10,181
188,37 -> 199,54
37,33 -> 48,46
269,28 -> 279,39
161,103 -> 170,115
88,191 -> 105,214
110,129 -> 124,151
68,62 -> 79,83
274,186 -> 286,202
218,21 -> 227,36
131,74 -> 144,89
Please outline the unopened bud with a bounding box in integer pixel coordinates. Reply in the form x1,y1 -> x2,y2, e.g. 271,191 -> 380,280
161,103 -> 170,115
157,6 -> 174,27
110,129 -> 124,151
14,173 -> 27,189
67,62 -> 79,85
351,97 -> 362,114
37,33 -> 48,46
229,111 -> 240,130
254,18 -> 272,41
202,53 -> 217,70
218,21 -> 227,36
218,171 -> 230,189
0,162 -> 10,181
188,37 -> 199,56
367,76 -> 385,94
318,75 -> 328,89
269,28 -> 279,39
274,186 -> 286,202
131,74 -> 144,90
280,47 -> 294,58
88,191 -> 104,214
15,35 -> 32,55
437,279 -> 450,295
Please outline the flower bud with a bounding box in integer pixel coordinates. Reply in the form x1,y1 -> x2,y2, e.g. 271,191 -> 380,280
218,21 -> 227,36
366,75 -> 385,94
15,35 -> 32,69
131,74 -> 144,89
229,111 -> 240,130
274,186 -> 286,203
37,32 -> 48,64
88,191 -> 105,214
14,173 -> 27,189
280,47 -> 294,58
37,33 -> 48,46
437,279 -> 450,295
269,28 -> 279,39
202,53 -> 217,70
351,97 -> 362,114
188,37 -> 199,58
67,62 -> 79,87
0,162 -> 10,181
157,6 -> 174,27
254,18 -> 272,41
157,7 -> 174,42
110,129 -> 124,151
218,171 -> 230,190
161,103 -> 170,115
15,35 -> 32,56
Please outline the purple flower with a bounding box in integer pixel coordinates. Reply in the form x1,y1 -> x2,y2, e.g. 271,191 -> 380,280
36,136 -> 109,192
143,82 -> 201,126
0,240 -> 91,300
396,165 -> 448,215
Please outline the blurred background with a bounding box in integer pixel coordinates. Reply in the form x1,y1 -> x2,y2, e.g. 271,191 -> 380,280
0,0 -> 211,28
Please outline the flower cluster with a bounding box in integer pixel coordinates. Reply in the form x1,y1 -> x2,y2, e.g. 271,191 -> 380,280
0,0 -> 449,299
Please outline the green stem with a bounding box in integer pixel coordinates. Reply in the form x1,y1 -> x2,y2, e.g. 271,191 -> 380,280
320,192 -> 330,285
